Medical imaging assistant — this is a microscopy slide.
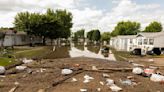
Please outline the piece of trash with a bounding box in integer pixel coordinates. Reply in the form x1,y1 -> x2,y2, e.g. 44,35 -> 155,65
127,76 -> 133,79
106,79 -> 114,86
74,64 -> 80,67
37,89 -> 45,92
150,74 -> 164,82
61,69 -> 73,75
40,68 -> 46,73
97,88 -> 101,91
143,68 -> 155,77
100,81 -> 104,85
92,66 -> 98,70
149,66 -> 158,69
83,75 -> 94,83
110,84 -> 122,92
26,69 -> 32,74
14,81 -> 20,85
132,67 -> 143,75
16,66 -> 27,71
0,66 -> 5,74
22,58 -> 33,64
103,73 -> 110,78
132,63 -> 144,67
8,86 -> 18,92
120,79 -> 132,85
71,78 -> 77,82
148,59 -> 154,62
0,75 -> 6,78
80,89 -> 87,92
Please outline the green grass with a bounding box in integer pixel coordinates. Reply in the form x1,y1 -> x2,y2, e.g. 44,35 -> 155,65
0,57 -> 15,66
14,47 -> 51,58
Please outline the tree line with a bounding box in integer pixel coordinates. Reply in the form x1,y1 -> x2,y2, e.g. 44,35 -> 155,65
14,8 -> 73,45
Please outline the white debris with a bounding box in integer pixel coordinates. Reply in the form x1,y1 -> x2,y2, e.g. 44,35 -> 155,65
97,88 -> 101,91
22,58 -> 33,64
83,75 -> 94,83
14,81 -> 20,85
40,68 -> 46,73
103,73 -> 110,78
106,79 -> 114,86
16,66 -> 27,71
80,89 -> 87,92
99,81 -> 104,85
132,67 -> 143,75
0,75 -> 6,78
92,66 -> 98,70
120,79 -> 132,85
148,59 -> 154,62
132,63 -> 144,67
150,74 -> 164,82
71,78 -> 77,82
110,84 -> 122,92
61,69 -> 73,75
0,66 -> 5,74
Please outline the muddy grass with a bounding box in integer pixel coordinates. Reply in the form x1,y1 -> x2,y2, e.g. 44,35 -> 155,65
0,57 -> 164,92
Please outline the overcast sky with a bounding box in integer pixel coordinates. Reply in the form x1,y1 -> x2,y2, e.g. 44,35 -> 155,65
0,0 -> 164,32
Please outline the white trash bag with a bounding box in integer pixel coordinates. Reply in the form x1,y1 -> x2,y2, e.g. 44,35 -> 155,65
22,58 -> 33,64
16,66 -> 27,71
106,79 -> 114,86
150,74 -> 164,82
61,69 -> 73,75
132,67 -> 143,75
0,66 -> 5,74
110,84 -> 122,92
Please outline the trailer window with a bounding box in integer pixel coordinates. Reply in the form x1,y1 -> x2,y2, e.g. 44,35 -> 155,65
144,39 -> 148,45
149,39 -> 154,45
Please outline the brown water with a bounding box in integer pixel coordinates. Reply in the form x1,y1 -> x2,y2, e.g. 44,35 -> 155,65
44,45 -> 116,61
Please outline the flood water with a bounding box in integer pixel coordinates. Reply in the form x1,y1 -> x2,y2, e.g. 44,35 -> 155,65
44,44 -> 116,61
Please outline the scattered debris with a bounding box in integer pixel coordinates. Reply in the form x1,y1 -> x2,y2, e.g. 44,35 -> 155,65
0,75 -> 6,78
109,84 -> 122,92
99,81 -> 104,85
132,67 -> 143,75
83,75 -> 94,83
127,76 -> 133,79
106,79 -> 114,86
120,79 -> 132,86
22,58 -> 33,64
80,89 -> 87,92
97,88 -> 101,91
150,74 -> 164,82
148,59 -> 154,62
0,66 -> 5,74
37,89 -> 45,92
16,66 -> 27,71
61,69 -> 73,75
143,68 -> 155,77
14,81 -> 20,85
132,63 -> 144,67
71,78 -> 77,82
102,73 -> 110,78
92,66 -> 98,70
8,86 -> 18,92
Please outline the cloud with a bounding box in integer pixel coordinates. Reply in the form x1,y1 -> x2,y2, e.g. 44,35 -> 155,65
0,0 -> 164,32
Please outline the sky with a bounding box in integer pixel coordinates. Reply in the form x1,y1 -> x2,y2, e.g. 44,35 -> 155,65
0,0 -> 164,32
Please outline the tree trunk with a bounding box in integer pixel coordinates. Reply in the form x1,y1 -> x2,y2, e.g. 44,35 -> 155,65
43,36 -> 46,46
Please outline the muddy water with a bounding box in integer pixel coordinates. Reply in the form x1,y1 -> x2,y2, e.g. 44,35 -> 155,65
44,45 -> 116,61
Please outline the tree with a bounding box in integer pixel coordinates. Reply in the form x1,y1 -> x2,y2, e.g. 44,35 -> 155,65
0,31 -> 6,48
144,21 -> 162,32
87,30 -> 94,41
14,8 -> 73,45
101,32 -> 111,41
111,21 -> 140,36
92,29 -> 101,41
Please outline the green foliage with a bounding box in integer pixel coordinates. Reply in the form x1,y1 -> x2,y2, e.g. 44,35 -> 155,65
87,29 -> 101,41
111,21 -> 140,36
73,29 -> 85,41
14,9 -> 73,44
101,32 -> 111,41
92,29 -> 101,41
144,21 -> 162,32
87,30 -> 94,41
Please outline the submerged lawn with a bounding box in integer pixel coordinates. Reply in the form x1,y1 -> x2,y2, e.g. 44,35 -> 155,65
0,57 -> 14,66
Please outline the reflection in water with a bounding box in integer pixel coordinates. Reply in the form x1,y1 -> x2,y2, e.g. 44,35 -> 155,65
44,44 -> 116,61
